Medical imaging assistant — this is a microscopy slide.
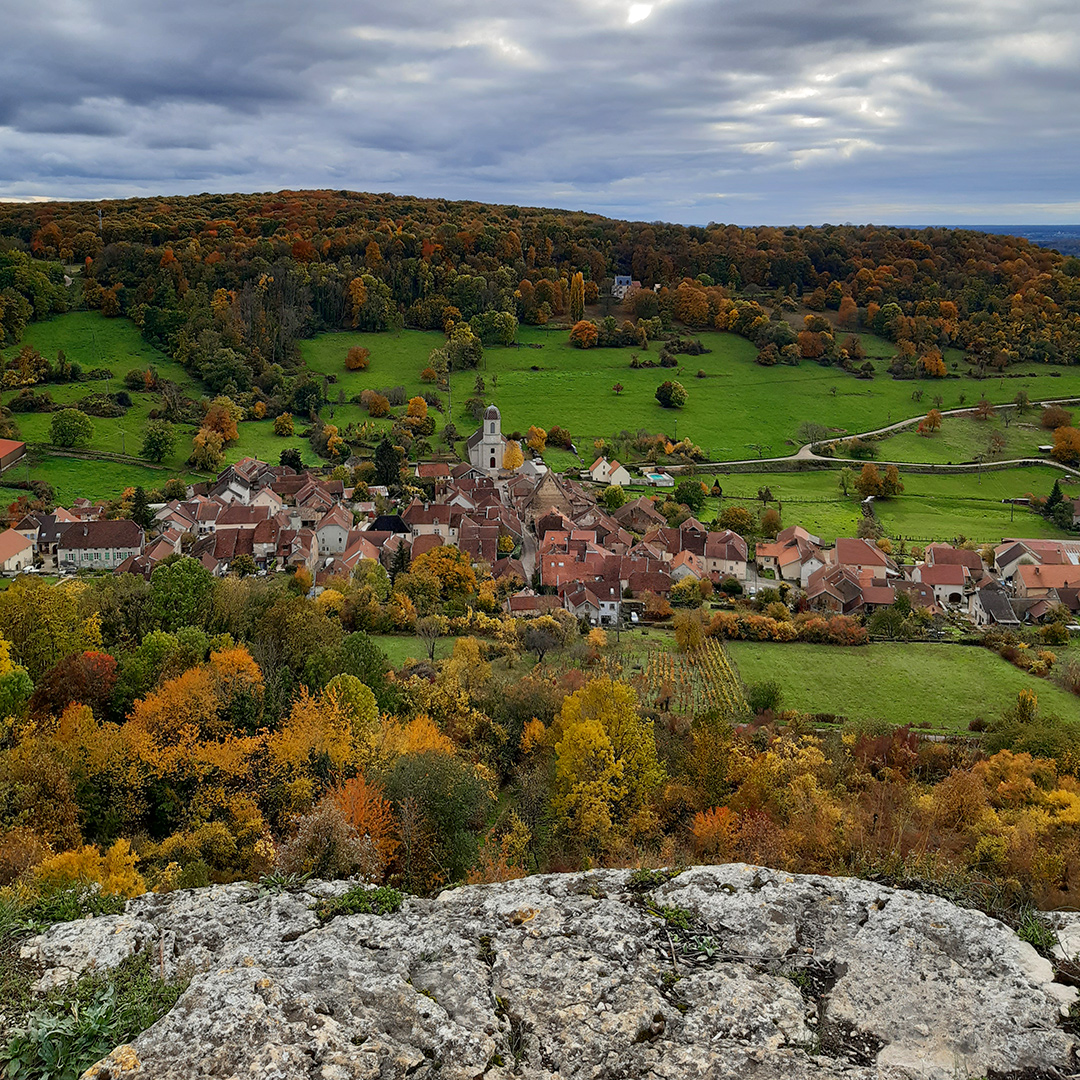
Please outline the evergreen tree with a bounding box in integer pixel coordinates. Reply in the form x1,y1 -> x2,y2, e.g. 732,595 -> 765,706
1047,479 -> 1064,515
375,438 -> 401,487
130,486 -> 152,529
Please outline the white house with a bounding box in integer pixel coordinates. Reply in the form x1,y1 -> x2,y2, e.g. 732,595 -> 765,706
588,457 -> 632,487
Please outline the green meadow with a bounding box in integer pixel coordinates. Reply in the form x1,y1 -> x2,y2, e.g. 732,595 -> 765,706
727,641 -> 1080,731
302,323 -> 1080,466
0,313 -> 318,499
4,312 -> 1080,524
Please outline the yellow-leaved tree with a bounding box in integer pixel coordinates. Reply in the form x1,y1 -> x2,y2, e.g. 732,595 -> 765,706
502,440 -> 524,471
553,677 -> 665,847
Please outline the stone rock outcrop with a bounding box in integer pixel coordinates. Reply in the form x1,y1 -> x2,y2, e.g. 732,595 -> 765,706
16,864 -> 1079,1080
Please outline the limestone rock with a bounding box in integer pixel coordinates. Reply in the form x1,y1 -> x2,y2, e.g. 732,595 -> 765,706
33,865 -> 1074,1080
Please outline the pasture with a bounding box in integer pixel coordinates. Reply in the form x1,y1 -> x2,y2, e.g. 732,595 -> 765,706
726,641 -> 1080,731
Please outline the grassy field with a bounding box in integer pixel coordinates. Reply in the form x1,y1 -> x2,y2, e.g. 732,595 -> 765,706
8,313 -> 1080,510
368,633 -> 462,667
0,313 -> 318,499
301,323 -> 1080,467
674,464 -> 1073,545
727,641 -> 1080,730
878,414 -> 1051,465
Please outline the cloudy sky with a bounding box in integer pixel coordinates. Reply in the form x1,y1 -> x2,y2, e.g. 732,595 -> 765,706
1,0 -> 1078,225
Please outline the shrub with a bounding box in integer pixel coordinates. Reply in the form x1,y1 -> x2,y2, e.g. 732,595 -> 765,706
313,885 -> 403,923
1041,405 -> 1073,430
345,346 -> 370,371
275,797 -> 383,881
655,381 -> 688,409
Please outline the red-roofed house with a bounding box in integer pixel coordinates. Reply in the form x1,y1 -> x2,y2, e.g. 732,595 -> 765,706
0,528 -> 33,574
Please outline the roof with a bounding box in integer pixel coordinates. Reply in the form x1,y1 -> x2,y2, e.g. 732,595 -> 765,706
484,404 -> 501,421
0,439 -> 25,459
0,528 -> 32,563
59,520 -> 142,552
835,538 -> 889,568
417,462 -> 451,479
216,505 -> 271,527
918,564 -> 968,586
1017,564 -> 1080,590
316,505 -> 353,532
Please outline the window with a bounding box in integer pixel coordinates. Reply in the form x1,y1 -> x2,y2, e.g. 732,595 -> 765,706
489,424 -> 495,434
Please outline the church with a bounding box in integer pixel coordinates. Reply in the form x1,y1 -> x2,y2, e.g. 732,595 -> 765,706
465,404 -> 508,476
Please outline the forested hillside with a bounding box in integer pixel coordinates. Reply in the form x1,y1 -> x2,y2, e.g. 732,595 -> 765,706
2,191 -> 1080,396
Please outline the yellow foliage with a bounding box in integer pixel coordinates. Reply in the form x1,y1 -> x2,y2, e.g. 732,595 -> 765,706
268,687 -> 360,777
380,713 -> 456,759
520,717 -> 547,755
316,588 -> 346,616
33,839 -> 145,898
553,715 -> 622,847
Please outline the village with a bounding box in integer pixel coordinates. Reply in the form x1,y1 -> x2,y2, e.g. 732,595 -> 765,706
0,401 -> 1074,637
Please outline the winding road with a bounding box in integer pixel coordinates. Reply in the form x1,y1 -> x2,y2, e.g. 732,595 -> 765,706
685,397 -> 1080,479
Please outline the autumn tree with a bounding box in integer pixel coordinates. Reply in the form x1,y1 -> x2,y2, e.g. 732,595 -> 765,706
191,427 -> 225,471
502,440 -> 524,471
855,463 -> 883,498
1042,405 -> 1073,430
1052,426 -> 1080,465
718,505 -> 755,534
274,412 -> 294,436
203,396 -> 241,442
973,397 -> 996,421
569,271 -> 585,323
345,346 -> 370,371
923,408 -> 942,434
569,320 -> 599,349
411,545 -> 477,601
553,677 -> 664,846
526,425 -> 547,453
0,579 -> 102,681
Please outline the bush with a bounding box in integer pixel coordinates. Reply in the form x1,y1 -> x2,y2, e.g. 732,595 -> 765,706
314,885 -> 404,923
345,346 -> 370,371
655,381 -> 688,409
1042,405 -> 1073,430
747,680 -> 784,715
275,798 -> 384,882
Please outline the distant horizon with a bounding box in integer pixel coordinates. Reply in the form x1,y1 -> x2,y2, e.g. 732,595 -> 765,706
3,191 -> 1080,239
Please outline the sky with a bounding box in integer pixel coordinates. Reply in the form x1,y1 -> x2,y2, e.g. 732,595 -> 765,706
1,0 -> 1078,226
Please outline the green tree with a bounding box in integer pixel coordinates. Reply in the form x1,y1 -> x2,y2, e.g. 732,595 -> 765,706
674,479 -> 705,514
141,420 -> 176,463
838,467 -> 854,496
447,323 -> 483,370
130,486 -> 152,529
49,408 -> 94,448
601,485 -> 627,512
150,556 -> 215,632
374,438 -> 402,486
655,381 -> 687,409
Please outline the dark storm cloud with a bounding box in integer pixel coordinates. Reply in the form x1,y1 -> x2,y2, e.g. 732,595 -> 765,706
1,0 -> 1079,223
